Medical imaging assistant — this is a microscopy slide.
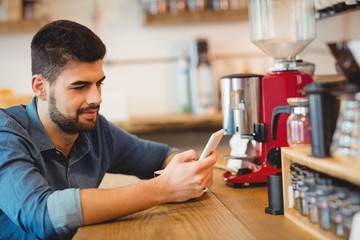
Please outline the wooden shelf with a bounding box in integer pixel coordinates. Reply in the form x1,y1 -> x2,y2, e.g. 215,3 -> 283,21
281,147 -> 360,240
316,5 -> 360,20
282,147 -> 360,186
285,208 -> 343,240
143,9 -> 248,25
0,17 -> 48,34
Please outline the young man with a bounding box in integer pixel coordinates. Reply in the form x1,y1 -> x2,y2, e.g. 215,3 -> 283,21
0,20 -> 217,240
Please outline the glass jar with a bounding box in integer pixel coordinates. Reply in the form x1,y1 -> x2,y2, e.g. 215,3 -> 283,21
286,98 -> 311,149
272,97 -> 311,150
290,163 -> 300,209
307,191 -> 319,223
300,171 -> 317,216
343,191 -> 360,239
299,184 -> 309,215
317,177 -> 333,230
331,91 -> 360,160
293,165 -> 307,210
330,186 -> 349,237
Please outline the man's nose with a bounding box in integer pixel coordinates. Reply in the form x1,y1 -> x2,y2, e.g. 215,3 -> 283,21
87,85 -> 102,105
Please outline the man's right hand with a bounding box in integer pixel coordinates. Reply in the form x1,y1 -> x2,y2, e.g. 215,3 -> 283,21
153,149 -> 217,203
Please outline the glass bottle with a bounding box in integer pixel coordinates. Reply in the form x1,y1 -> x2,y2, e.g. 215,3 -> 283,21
331,91 -> 360,160
330,186 -> 349,237
290,163 -> 300,209
286,98 -> 311,150
306,172 -> 319,223
343,191 -> 360,239
317,177 -> 333,230
176,50 -> 191,113
189,39 -> 219,115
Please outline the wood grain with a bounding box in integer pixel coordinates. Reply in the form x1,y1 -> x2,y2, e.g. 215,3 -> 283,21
74,190 -> 256,240
73,164 -> 314,240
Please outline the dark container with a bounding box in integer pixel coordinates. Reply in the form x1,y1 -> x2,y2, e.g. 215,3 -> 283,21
265,174 -> 284,215
305,81 -> 345,157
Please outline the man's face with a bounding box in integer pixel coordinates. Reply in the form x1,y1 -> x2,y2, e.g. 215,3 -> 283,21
48,60 -> 105,134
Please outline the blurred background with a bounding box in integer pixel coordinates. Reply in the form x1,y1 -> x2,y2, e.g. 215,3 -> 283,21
0,0 -> 359,119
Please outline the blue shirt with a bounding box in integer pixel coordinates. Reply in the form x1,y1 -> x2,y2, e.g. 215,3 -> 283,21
0,97 -> 171,239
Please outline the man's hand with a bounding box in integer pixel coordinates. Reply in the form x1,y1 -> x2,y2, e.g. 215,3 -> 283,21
155,149 -> 217,203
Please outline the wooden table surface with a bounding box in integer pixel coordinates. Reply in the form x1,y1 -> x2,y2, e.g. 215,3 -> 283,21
73,167 -> 315,240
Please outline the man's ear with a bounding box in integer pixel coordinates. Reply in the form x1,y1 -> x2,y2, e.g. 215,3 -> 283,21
32,74 -> 48,100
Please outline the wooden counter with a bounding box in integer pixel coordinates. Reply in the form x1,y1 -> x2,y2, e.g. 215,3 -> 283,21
114,112 -> 223,134
73,166 -> 315,240
0,91 -> 222,135
0,90 -> 32,108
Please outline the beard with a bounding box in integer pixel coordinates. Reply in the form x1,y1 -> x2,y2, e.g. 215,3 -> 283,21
49,93 -> 100,134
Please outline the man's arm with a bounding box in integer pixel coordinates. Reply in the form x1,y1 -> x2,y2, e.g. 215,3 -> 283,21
80,149 -> 217,225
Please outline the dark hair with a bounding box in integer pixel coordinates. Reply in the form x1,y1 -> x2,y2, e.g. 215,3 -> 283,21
31,19 -> 106,84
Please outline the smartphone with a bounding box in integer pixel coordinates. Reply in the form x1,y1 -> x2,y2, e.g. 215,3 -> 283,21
199,129 -> 225,160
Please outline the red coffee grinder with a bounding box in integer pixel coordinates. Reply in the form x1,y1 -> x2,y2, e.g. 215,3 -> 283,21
222,0 -> 316,187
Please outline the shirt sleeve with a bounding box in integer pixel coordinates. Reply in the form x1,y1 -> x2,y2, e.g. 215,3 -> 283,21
0,123 -> 81,239
105,120 -> 172,179
47,189 -> 83,238
0,142 -> 55,238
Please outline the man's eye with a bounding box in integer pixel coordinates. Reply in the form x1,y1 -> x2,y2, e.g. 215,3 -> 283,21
73,85 -> 86,90
97,81 -> 104,86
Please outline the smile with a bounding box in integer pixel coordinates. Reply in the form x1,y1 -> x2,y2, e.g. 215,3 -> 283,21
82,110 -> 98,119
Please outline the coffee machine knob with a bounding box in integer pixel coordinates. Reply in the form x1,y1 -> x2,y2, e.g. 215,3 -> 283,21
267,147 -> 282,168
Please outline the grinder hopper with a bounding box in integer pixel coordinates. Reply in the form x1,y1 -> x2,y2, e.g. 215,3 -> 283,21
249,0 -> 316,70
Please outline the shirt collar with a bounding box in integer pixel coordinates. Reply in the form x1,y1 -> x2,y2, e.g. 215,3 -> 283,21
26,97 -> 55,152
26,97 -> 91,159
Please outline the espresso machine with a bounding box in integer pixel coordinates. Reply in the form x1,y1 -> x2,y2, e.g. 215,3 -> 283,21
221,0 -> 316,187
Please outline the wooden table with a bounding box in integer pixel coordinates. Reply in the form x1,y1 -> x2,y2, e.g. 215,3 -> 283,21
73,168 -> 315,240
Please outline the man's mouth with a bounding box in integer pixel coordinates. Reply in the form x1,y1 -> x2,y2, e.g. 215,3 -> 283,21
82,111 -> 97,119
79,106 -> 100,119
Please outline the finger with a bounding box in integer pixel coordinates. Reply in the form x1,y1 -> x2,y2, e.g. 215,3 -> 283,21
193,164 -> 214,190
193,150 -> 217,171
171,149 -> 199,164
203,172 -> 214,188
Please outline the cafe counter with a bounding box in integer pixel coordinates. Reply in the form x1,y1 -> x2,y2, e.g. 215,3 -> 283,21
73,158 -> 314,240
114,112 -> 223,134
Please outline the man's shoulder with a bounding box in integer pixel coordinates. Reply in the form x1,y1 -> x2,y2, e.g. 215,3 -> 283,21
0,105 -> 29,131
95,114 -> 127,135
91,114 -> 128,140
